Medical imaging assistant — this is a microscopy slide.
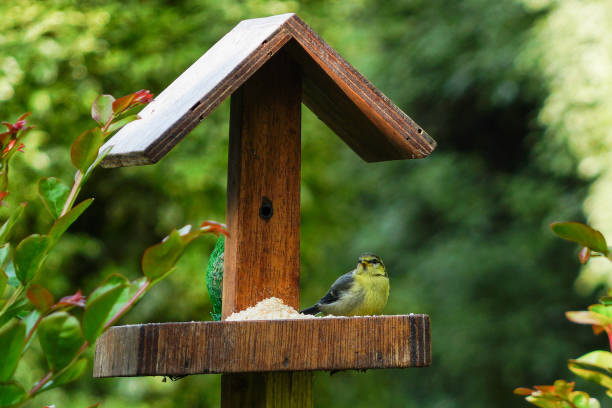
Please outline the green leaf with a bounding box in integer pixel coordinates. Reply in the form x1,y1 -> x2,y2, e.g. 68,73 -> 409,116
553,379 -> 573,398
38,312 -> 84,371
82,274 -> 129,342
70,128 -> 105,172
551,222 -> 609,255
525,395 -> 560,408
590,304 -> 612,320
87,274 -> 129,305
106,114 -> 139,134
569,363 -> 612,390
566,311 -> 609,326
22,310 -> 40,336
40,358 -> 87,391
0,297 -> 32,328
175,224 -> 207,246
0,382 -> 27,407
0,269 -> 6,299
141,230 -> 186,283
0,321 -> 25,381
91,94 -> 115,125
21,310 -> 41,352
0,244 -> 14,290
48,198 -> 93,247
27,284 -> 54,312
14,234 -> 49,285
0,202 -> 26,245
106,277 -> 148,320
4,262 -> 17,288
38,177 -> 70,219
570,350 -> 612,372
571,392 -> 600,408
0,244 -> 11,267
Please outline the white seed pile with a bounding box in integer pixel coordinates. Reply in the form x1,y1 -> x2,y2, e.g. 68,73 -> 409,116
226,297 -> 319,320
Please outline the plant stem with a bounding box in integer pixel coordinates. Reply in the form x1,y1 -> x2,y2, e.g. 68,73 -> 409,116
29,371 -> 52,396
0,285 -> 23,316
60,170 -> 84,217
24,313 -> 43,345
59,117 -> 113,219
103,280 -> 150,331
29,340 -> 90,398
28,280 -> 148,399
28,280 -> 148,398
607,325 -> 612,352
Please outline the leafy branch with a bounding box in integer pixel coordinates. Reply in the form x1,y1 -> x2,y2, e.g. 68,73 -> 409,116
0,91 -> 228,407
515,222 -> 612,407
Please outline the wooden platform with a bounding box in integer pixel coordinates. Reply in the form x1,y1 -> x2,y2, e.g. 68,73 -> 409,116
93,314 -> 430,377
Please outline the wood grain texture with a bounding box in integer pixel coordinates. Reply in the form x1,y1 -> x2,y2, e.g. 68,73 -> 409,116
99,13 -> 435,168
93,315 -> 431,377
222,50 -> 305,407
222,372 -> 313,408
223,50 -> 302,316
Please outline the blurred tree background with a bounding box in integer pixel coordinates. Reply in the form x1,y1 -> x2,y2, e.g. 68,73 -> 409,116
1,0 -> 610,406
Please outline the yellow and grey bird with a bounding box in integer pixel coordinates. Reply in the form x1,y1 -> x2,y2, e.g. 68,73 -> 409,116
300,253 -> 389,316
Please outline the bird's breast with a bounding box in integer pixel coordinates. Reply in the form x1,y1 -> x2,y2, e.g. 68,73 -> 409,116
351,274 -> 389,315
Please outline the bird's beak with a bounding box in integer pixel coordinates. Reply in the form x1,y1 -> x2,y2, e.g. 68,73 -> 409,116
360,261 -> 368,268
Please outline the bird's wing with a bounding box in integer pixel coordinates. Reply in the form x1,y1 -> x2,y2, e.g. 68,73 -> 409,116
317,271 -> 355,305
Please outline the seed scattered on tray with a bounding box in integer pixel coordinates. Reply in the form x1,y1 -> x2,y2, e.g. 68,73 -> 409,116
226,297 -> 334,320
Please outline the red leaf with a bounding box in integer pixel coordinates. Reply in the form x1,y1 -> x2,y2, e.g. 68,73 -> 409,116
55,289 -> 86,308
17,112 -> 31,122
3,139 -> 16,155
533,385 -> 555,393
132,89 -> 154,104
27,284 -> 55,312
513,387 -> 534,396
0,191 -> 9,207
594,325 -> 605,335
70,128 -> 104,172
200,220 -> 229,237
111,94 -> 135,114
2,113 -> 31,134
112,89 -> 153,114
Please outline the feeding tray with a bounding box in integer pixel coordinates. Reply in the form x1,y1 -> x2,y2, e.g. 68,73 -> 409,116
93,12 -> 435,407
94,315 -> 430,377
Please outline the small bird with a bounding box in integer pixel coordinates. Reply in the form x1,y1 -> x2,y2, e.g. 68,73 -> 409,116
301,253 -> 389,316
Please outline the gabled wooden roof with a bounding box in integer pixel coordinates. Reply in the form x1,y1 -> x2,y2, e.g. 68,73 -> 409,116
100,13 -> 436,168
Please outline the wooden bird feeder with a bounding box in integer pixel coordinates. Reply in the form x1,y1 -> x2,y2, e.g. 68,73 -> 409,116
93,13 -> 435,407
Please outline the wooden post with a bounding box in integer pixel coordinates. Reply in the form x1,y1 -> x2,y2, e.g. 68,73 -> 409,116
222,50 -> 312,407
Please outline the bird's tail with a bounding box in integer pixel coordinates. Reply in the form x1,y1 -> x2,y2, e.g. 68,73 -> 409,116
300,304 -> 320,315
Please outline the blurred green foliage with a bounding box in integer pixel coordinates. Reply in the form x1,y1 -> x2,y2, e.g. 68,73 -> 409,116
0,0 -> 605,407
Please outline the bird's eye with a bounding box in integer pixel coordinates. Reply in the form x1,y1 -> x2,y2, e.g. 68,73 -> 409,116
371,260 -> 379,265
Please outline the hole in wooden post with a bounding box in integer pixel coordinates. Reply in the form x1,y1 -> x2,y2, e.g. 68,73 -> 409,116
259,196 -> 273,221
